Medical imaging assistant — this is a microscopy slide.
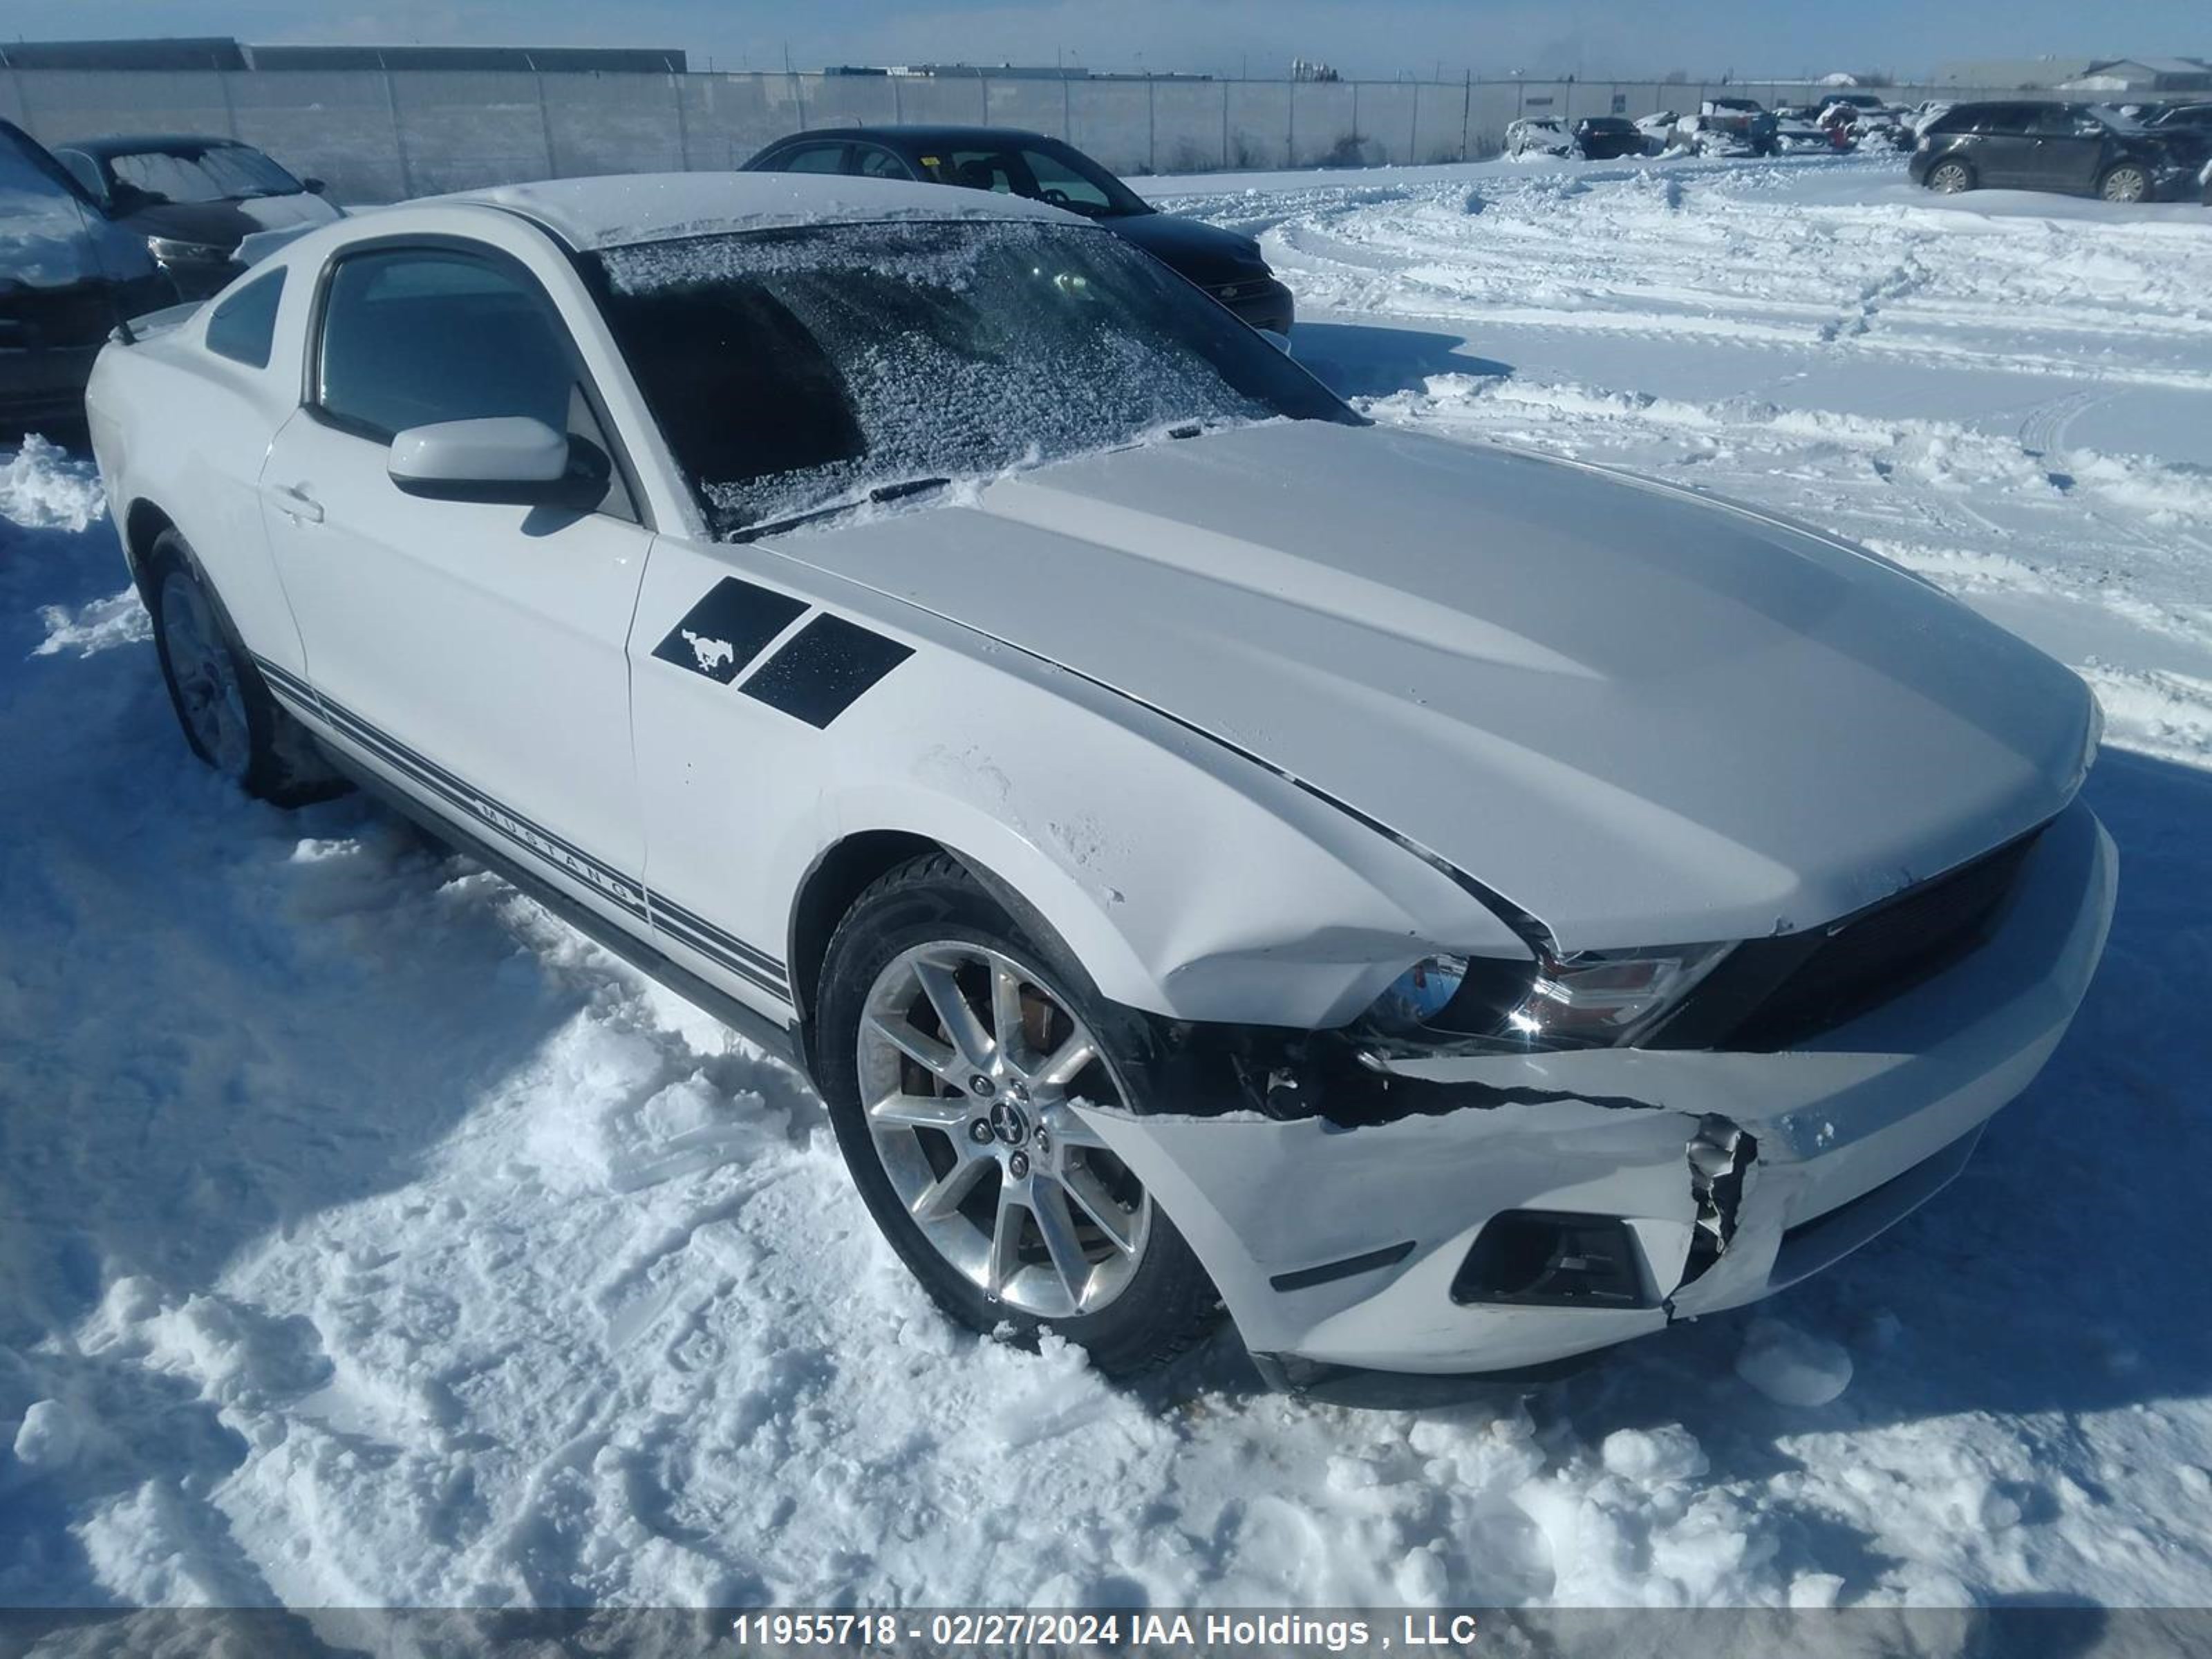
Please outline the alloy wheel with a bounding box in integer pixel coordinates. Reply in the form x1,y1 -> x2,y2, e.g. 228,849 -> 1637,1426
856,941 -> 1152,1320
1931,161 -> 1969,193
2102,167 -> 2146,203
160,572 -> 251,778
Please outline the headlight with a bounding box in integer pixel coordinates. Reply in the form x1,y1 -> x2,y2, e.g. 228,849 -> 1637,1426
146,236 -> 232,265
1367,941 -> 1733,1049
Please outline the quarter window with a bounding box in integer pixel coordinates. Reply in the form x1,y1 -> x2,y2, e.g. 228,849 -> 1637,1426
205,267 -> 285,369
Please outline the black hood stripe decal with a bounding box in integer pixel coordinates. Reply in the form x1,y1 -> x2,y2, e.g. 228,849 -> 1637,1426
738,613 -> 913,729
650,582 -> 912,727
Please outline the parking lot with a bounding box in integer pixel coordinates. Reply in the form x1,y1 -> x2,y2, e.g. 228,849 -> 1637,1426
3,146 -> 2211,1611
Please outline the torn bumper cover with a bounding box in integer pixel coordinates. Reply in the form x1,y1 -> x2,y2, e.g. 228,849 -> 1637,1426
1081,799 -> 2117,1385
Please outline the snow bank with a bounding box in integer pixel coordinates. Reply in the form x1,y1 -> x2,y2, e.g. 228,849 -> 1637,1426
0,434 -> 106,533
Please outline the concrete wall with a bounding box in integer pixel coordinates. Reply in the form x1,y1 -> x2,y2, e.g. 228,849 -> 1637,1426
1,66 -> 2054,203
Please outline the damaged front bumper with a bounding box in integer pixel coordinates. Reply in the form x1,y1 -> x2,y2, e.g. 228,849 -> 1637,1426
1082,799 -> 2117,1387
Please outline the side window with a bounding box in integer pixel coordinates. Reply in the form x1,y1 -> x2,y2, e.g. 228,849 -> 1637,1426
315,249 -> 574,441
768,142 -> 847,174
939,150 -> 1015,193
1020,148 -> 1110,212
315,247 -> 636,521
853,145 -> 912,180
2030,106 -> 2087,135
205,266 -> 285,368
1974,105 -> 2031,135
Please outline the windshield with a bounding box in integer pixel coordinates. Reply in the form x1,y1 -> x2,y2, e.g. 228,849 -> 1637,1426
588,219 -> 1354,540
107,144 -> 303,205
912,138 -> 1152,220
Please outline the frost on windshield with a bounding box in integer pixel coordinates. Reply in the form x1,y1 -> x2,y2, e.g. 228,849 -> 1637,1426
592,220 -> 1338,538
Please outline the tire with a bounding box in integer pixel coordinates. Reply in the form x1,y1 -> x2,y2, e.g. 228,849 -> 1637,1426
1927,158 -> 1974,194
2099,164 -> 2149,204
145,529 -> 346,806
815,852 -> 1219,1378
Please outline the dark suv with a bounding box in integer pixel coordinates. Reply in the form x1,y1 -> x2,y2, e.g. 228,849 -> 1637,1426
742,126 -> 1293,335
1910,102 -> 2197,202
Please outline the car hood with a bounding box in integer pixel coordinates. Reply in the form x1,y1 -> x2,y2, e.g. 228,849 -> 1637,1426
1104,209 -> 1269,285
774,420 -> 2093,952
116,191 -> 339,250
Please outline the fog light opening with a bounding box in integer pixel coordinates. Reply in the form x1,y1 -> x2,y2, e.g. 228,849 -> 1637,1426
1451,1211 -> 1651,1309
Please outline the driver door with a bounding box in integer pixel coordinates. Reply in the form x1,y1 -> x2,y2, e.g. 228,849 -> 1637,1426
259,242 -> 655,929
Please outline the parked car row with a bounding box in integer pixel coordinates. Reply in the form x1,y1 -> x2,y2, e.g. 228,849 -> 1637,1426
1503,93 -> 2212,206
1512,96 -> 1904,162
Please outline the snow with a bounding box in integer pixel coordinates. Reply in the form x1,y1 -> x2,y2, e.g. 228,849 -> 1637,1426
465,171 -> 1079,253
6,151 -> 2212,1613
1732,1319 -> 1855,1408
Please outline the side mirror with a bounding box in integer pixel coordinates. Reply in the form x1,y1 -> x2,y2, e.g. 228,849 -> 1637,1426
303,178 -> 328,195
388,417 -> 603,505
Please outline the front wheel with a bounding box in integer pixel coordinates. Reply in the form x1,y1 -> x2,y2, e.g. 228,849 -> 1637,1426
1927,158 -> 1974,193
816,854 -> 1219,1377
2099,164 -> 2149,203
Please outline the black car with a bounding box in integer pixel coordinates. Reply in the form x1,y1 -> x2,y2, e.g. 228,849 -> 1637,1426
1572,117 -> 1649,160
742,126 -> 1293,335
1910,102 -> 2198,203
1,119 -> 171,432
49,134 -> 341,299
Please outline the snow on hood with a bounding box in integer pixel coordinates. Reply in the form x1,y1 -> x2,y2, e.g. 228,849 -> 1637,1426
773,420 -> 2094,950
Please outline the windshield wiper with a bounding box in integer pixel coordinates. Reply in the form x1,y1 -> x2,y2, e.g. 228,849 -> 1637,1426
730,476 -> 950,543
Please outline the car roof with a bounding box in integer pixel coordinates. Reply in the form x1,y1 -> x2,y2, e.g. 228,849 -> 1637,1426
451,171 -> 1085,251
767,125 -> 1057,149
58,133 -> 246,158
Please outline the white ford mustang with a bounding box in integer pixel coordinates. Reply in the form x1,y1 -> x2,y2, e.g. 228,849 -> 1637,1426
87,174 -> 2116,1399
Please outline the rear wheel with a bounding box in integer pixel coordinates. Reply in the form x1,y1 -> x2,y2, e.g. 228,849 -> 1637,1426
816,854 -> 1219,1377
146,530 -> 345,806
2099,163 -> 2149,203
1927,158 -> 1974,193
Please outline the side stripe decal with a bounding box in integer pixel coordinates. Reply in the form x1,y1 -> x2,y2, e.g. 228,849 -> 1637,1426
648,890 -> 787,984
647,909 -> 789,1002
253,655 -> 790,999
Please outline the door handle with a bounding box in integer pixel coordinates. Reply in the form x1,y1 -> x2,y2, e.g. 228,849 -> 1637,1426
268,484 -> 324,525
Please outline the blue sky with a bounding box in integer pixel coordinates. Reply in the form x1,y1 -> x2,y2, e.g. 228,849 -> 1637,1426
0,1 -> 2200,81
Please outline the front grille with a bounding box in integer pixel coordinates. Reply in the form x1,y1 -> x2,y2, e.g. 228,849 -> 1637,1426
1655,824 -> 2047,1051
